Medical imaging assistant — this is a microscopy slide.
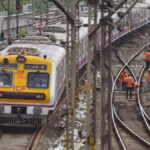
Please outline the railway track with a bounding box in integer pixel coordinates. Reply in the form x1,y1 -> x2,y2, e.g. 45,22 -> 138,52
32,23 -> 150,150
28,126 -> 46,150
1,15 -> 150,150
0,127 -> 36,150
0,126 -> 47,150
111,26 -> 150,149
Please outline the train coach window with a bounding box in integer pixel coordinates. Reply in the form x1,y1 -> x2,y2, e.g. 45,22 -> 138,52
0,71 -> 13,87
24,64 -> 47,70
0,63 -> 18,69
27,72 -> 49,88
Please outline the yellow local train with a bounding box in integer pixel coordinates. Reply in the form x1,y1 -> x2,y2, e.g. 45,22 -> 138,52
0,36 -> 66,127
0,3 -> 149,127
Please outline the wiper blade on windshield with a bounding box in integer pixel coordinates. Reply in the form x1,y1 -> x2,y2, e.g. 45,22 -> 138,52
1,69 -> 11,84
31,71 -> 40,80
2,69 -> 11,80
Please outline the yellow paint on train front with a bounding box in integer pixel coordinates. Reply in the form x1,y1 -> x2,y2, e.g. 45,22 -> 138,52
0,55 -> 52,104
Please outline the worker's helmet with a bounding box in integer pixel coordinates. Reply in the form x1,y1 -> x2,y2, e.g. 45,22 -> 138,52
148,68 -> 150,72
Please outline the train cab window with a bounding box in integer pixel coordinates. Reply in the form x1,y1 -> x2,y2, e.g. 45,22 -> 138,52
0,71 -> 13,87
27,72 -> 49,88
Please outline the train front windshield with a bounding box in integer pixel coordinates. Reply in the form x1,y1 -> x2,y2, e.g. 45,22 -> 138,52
0,71 -> 13,87
27,72 -> 49,88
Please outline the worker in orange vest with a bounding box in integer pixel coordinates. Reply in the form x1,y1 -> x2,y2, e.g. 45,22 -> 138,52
133,82 -> 138,91
147,69 -> 150,92
120,69 -> 128,91
125,74 -> 134,99
146,48 -> 150,68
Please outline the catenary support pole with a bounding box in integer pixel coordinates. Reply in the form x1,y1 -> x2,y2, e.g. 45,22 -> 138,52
16,0 -> 19,38
99,0 -> 139,150
93,2 -> 98,150
100,0 -> 112,149
46,0 -> 49,25
65,0 -> 70,149
85,2 -> 92,150
7,0 -> 10,35
70,1 -> 77,149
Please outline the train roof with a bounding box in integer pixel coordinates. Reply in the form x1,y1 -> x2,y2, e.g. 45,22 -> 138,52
0,42 -> 66,65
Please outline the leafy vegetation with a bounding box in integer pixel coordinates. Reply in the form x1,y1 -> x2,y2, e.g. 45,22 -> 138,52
19,29 -> 28,38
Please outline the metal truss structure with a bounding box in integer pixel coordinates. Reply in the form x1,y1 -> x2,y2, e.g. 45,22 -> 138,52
48,0 -> 139,150
3,0 -> 140,149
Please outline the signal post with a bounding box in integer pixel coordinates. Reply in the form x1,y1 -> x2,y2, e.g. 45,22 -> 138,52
85,0 -> 99,150
48,0 -> 77,150
16,0 -> 20,38
46,0 -> 140,150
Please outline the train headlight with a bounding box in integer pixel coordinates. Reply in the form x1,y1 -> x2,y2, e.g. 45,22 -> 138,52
36,94 -> 45,100
33,107 -> 42,114
16,55 -> 26,63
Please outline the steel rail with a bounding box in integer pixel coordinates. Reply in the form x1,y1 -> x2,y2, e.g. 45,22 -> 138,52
111,75 -> 150,149
28,126 -> 46,150
137,65 -> 150,121
137,65 -> 150,131
110,74 -> 127,149
25,127 -> 40,150
111,43 -> 150,149
111,68 -> 150,150
113,108 -> 150,146
114,42 -> 150,131
24,67 -> 88,149
126,66 -> 150,132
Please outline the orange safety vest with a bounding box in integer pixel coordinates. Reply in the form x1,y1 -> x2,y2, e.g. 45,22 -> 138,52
146,52 -> 150,61
147,72 -> 150,81
125,76 -> 134,88
133,82 -> 138,91
121,72 -> 127,83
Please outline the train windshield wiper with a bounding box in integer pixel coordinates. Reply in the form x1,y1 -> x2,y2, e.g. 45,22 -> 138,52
1,69 -> 11,80
31,71 -> 40,80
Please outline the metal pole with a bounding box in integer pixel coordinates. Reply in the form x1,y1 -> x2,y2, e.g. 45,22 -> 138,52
7,0 -> 10,35
40,0 -> 42,25
66,1 -> 70,149
86,2 -> 92,150
32,0 -> 34,13
70,2 -> 77,150
108,11 -> 112,150
16,1 -> 19,38
99,1 -> 139,150
92,2 -> 98,150
47,1 -> 76,149
75,4 -> 80,114
46,0 -> 49,25
100,0 -> 112,149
